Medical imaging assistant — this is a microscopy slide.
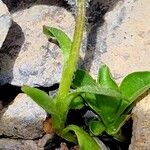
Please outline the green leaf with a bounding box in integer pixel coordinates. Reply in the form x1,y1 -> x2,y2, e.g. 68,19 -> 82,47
43,26 -> 72,62
120,71 -> 150,101
73,69 -> 96,88
106,115 -> 130,135
89,120 -> 106,136
69,96 -> 84,110
98,64 -> 118,90
84,94 -> 121,124
21,85 -> 56,115
62,125 -> 101,150
118,71 -> 150,115
72,85 -> 122,98
71,85 -> 122,124
54,94 -> 79,130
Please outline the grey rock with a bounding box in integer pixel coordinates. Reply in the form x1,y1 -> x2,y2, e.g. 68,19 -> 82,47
90,0 -> 150,81
0,94 -> 47,139
0,0 -> 149,86
129,92 -> 150,150
0,138 -> 42,150
0,0 -> 12,49
0,4 -> 75,86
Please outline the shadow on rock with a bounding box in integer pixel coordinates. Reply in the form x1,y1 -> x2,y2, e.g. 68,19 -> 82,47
0,21 -> 25,85
81,0 -> 121,71
2,0 -> 64,12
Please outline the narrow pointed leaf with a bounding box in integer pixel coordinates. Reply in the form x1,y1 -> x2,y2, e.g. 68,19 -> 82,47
98,64 -> 118,90
62,125 -> 101,150
73,69 -> 96,88
22,85 -> 56,115
43,26 -> 71,62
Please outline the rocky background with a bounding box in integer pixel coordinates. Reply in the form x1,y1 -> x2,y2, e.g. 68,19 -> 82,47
0,0 -> 150,149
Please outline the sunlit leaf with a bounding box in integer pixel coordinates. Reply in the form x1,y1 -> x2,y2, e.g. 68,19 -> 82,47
117,71 -> 150,115
120,71 -> 150,101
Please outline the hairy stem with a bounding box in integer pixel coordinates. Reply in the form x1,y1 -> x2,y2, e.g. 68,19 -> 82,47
57,0 -> 85,99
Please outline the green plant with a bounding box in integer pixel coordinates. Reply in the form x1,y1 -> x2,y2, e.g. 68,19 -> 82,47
22,0 -> 101,149
21,0 -> 150,149
72,65 -> 150,139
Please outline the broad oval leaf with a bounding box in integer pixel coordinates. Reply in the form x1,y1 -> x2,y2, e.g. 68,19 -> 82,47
21,85 -> 56,115
98,64 -> 118,90
118,72 -> 150,115
72,69 -> 96,88
43,26 -> 72,62
62,125 -> 101,150
120,71 -> 150,101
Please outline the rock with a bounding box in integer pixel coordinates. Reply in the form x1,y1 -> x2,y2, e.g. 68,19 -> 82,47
129,93 -> 150,150
93,0 -> 150,81
0,138 -> 42,150
0,0 -> 12,49
0,4 -> 75,86
0,93 -> 47,139
1,1 -> 148,83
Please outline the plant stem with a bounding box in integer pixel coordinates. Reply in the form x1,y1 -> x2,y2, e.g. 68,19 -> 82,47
57,0 -> 85,99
